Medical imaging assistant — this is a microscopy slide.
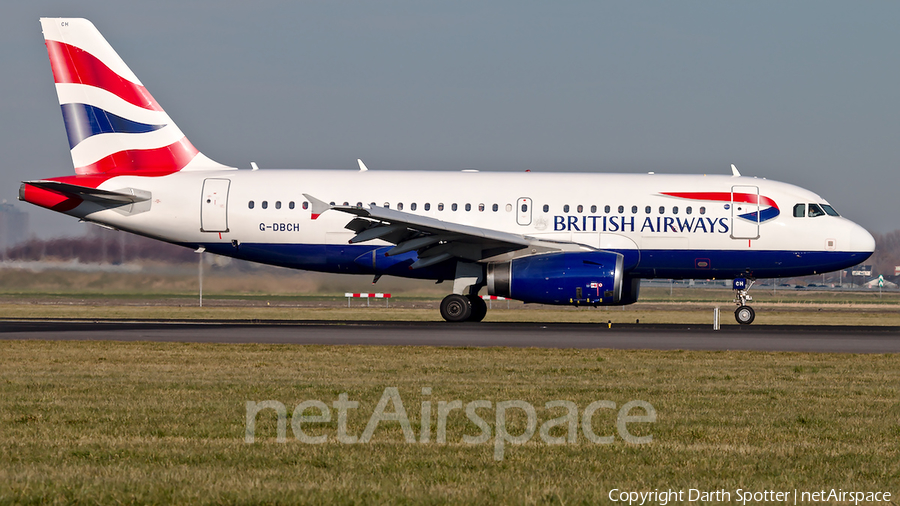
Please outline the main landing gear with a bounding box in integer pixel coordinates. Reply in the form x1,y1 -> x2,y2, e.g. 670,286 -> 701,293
440,294 -> 487,322
439,262 -> 488,322
733,277 -> 755,325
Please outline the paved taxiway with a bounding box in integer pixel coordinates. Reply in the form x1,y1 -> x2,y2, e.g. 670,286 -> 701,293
1,320 -> 899,353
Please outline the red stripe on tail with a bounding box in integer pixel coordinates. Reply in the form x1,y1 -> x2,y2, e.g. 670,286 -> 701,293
45,40 -> 162,111
75,137 -> 199,175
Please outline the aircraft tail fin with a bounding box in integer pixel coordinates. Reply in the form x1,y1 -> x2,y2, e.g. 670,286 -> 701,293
40,18 -> 232,176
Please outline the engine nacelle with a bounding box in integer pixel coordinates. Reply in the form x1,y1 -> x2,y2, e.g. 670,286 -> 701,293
486,251 -> 632,306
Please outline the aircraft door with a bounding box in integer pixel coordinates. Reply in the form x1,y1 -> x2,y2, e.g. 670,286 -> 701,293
516,197 -> 532,226
201,178 -> 231,233
731,185 -> 759,240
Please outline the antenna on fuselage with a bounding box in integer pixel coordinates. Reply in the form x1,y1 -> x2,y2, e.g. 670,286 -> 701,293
731,164 -> 741,177
358,159 -> 369,172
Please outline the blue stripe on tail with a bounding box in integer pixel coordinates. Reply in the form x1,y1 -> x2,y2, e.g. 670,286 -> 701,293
60,103 -> 165,148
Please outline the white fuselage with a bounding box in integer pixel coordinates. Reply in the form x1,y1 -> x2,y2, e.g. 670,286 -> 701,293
61,169 -> 874,281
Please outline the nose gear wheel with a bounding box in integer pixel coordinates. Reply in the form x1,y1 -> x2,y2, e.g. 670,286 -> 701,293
733,278 -> 756,325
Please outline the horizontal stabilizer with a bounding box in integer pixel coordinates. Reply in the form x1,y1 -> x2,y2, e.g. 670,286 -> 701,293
23,180 -> 150,205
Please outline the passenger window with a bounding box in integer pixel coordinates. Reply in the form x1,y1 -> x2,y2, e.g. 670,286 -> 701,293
248,201 -> 255,209
699,206 -> 705,215
492,203 -> 499,212
590,205 -> 597,213
330,202 -> 336,206
617,205 -> 624,213
631,205 -> 637,214
542,204 -> 549,213
821,204 -> 839,216
506,204 -> 513,212
564,205 -> 570,213
521,203 -> 528,212
604,205 -> 610,213
793,204 -> 805,217
397,203 -> 403,211
289,201 -> 295,210
370,202 -> 375,207
578,205 -> 584,213
658,206 -> 665,214
262,201 -> 268,209
672,206 -> 678,215
425,203 -> 431,211
438,203 -> 444,211
451,203 -> 458,211
384,202 -> 390,209
479,203 -> 485,212
411,203 -> 417,211
275,201 -> 282,209
808,203 -> 825,217
645,206 -> 651,214
465,203 -> 471,212
343,202 -> 349,206
357,202 -> 363,208
686,206 -> 691,215
302,202 -> 309,210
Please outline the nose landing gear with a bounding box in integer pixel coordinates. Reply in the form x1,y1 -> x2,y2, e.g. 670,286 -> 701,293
733,277 -> 755,325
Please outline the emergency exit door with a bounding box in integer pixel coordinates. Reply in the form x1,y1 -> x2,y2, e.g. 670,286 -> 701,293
201,178 -> 230,232
731,185 -> 759,240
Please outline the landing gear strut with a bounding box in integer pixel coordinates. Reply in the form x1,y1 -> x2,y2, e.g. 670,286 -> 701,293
440,262 -> 488,322
733,277 -> 755,325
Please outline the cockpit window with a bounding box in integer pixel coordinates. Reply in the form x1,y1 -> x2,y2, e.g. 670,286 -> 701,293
808,203 -> 825,217
793,204 -> 805,217
821,204 -> 839,216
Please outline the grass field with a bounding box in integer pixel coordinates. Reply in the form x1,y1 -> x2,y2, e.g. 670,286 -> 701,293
1,291 -> 899,326
1,269 -> 898,502
2,265 -> 899,325
1,265 -> 898,302
0,341 -> 897,504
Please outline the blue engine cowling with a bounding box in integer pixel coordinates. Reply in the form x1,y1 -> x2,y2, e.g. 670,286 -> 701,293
486,251 -> 635,306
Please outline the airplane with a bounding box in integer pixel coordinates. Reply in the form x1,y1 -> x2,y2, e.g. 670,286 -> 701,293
20,18 -> 875,324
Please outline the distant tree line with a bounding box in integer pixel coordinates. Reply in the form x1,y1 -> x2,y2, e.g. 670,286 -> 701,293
1,229 -> 196,264
870,230 -> 900,278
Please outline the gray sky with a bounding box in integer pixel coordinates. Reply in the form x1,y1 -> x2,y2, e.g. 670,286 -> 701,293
3,1 -> 899,237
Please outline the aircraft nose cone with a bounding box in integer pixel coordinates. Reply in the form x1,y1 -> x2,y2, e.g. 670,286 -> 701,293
851,223 -> 876,254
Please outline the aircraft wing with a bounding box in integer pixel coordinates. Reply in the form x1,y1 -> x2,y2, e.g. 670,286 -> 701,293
304,194 -> 541,269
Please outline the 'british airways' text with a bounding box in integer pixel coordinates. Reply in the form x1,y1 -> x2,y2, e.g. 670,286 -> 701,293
554,215 -> 729,234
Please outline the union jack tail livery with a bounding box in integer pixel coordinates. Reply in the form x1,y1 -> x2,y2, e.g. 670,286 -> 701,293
41,18 -> 231,176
